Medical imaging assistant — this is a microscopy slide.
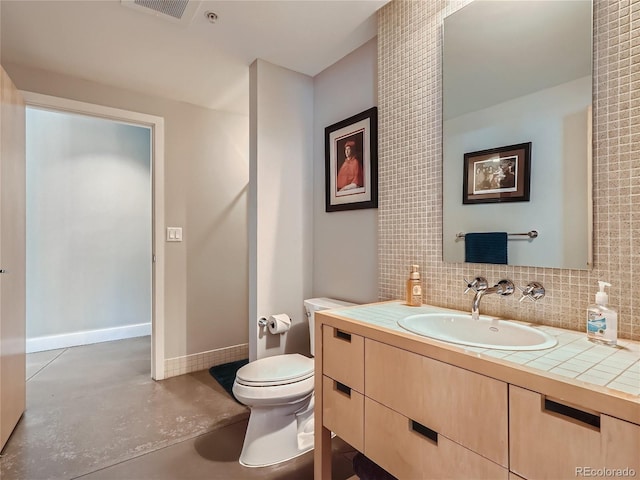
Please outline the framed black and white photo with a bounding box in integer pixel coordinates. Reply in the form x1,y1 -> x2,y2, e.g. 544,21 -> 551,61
463,142 -> 531,204
325,107 -> 378,212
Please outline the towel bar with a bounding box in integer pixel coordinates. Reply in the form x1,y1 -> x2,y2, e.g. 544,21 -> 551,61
456,230 -> 538,239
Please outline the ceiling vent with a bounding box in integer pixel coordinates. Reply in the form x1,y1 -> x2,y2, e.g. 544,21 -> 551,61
121,0 -> 200,26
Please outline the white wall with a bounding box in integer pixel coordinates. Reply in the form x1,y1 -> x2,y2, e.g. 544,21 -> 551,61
26,108 -> 151,338
5,63 -> 249,360
312,39 -> 378,304
249,59 -> 314,361
443,76 -> 591,269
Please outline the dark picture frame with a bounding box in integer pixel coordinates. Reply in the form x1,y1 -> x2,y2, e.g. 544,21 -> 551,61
463,142 -> 531,204
325,107 -> 378,212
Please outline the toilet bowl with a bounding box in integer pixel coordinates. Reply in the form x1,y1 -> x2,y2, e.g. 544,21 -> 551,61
232,297 -> 355,467
232,353 -> 315,467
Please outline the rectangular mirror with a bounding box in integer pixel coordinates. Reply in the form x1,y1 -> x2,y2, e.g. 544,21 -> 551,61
442,0 -> 593,270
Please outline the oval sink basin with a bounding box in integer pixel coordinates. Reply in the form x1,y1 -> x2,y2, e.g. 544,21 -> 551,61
398,313 -> 557,350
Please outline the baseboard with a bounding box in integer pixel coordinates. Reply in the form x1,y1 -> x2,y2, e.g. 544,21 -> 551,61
164,343 -> 249,379
26,323 -> 152,353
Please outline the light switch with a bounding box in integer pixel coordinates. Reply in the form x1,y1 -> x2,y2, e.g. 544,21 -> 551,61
167,227 -> 183,242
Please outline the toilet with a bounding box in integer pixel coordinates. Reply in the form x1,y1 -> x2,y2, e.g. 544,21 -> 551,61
232,297 -> 355,467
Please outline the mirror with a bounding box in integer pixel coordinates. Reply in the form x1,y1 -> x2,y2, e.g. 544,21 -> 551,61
442,0 -> 593,270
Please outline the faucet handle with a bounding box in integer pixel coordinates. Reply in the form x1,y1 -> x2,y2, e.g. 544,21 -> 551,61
464,276 -> 488,294
517,282 -> 545,302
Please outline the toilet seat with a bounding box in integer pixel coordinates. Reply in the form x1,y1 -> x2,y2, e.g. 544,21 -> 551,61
232,375 -> 314,406
235,354 -> 314,387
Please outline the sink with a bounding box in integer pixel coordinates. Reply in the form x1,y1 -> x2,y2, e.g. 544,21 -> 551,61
397,313 -> 557,350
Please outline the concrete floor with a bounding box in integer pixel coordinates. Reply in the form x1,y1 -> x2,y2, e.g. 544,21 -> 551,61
0,337 -> 357,479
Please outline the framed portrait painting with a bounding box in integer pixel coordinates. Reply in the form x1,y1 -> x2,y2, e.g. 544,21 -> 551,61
462,142 -> 531,204
325,107 -> 378,212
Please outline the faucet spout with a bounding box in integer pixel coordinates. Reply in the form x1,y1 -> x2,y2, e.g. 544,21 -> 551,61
471,290 -> 484,320
471,292 -> 482,320
470,279 -> 515,319
471,287 -> 494,320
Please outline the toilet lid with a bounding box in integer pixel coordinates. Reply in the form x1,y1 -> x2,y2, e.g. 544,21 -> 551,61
235,354 -> 314,387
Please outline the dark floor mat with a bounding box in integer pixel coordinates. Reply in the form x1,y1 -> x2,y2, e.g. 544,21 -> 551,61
209,359 -> 249,402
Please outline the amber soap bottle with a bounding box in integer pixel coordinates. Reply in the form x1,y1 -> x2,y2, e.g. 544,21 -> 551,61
406,265 -> 422,306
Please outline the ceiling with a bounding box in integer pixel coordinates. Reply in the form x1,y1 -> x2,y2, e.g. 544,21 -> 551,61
1,0 -> 388,115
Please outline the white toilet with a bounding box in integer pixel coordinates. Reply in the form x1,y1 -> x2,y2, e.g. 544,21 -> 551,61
232,297 -> 355,467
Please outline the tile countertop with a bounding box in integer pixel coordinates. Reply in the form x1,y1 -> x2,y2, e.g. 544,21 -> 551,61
330,301 -> 640,398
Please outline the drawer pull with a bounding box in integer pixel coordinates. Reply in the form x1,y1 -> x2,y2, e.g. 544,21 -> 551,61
410,420 -> 438,444
335,329 -> 352,342
544,398 -> 600,429
335,381 -> 351,397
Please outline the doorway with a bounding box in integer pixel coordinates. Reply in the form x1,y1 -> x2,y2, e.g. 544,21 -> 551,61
22,92 -> 166,380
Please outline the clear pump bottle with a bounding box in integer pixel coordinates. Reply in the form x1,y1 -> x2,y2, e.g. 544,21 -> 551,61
406,265 -> 422,307
586,281 -> 617,346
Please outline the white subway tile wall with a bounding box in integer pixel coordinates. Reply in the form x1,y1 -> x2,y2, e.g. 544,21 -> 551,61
377,0 -> 640,340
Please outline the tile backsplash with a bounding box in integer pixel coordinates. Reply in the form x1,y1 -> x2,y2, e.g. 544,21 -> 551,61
377,0 -> 639,340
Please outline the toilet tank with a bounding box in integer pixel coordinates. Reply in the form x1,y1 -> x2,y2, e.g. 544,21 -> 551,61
304,297 -> 357,356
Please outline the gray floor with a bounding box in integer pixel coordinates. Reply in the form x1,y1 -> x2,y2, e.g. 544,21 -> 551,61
0,337 -> 356,479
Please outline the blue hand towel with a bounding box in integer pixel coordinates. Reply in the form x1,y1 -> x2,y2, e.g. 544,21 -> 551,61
464,232 -> 508,264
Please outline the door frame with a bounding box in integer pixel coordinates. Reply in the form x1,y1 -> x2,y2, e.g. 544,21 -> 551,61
21,91 -> 166,380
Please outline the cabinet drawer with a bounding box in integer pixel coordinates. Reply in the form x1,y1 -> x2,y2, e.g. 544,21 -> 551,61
364,397 -> 508,480
365,339 -> 508,466
323,326 -> 364,393
322,375 -> 364,451
510,385 -> 640,479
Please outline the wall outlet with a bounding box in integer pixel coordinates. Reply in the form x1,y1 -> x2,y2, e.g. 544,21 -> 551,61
166,227 -> 183,242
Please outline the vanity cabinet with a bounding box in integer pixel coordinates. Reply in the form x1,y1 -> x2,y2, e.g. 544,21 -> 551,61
365,339 -> 508,468
320,324 -> 508,479
510,385 -> 640,479
321,326 -> 365,451
322,376 -> 364,452
314,307 -> 640,480
322,326 -> 364,392
365,396 -> 508,479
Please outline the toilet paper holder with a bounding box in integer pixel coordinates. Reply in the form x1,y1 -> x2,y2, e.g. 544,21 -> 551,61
258,314 -> 292,334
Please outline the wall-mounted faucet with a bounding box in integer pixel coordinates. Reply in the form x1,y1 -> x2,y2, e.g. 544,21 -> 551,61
464,277 -> 514,320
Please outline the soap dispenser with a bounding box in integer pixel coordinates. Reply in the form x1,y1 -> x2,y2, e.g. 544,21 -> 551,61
406,265 -> 422,307
586,281 -> 617,346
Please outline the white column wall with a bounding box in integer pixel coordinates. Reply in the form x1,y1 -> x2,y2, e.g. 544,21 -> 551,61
249,59 -> 314,361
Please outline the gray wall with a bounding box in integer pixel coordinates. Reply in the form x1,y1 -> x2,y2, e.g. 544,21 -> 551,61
6,62 -> 249,358
26,108 -> 151,337
312,39 -> 379,305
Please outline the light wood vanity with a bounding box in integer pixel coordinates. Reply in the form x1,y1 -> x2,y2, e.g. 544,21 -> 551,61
313,302 -> 640,480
